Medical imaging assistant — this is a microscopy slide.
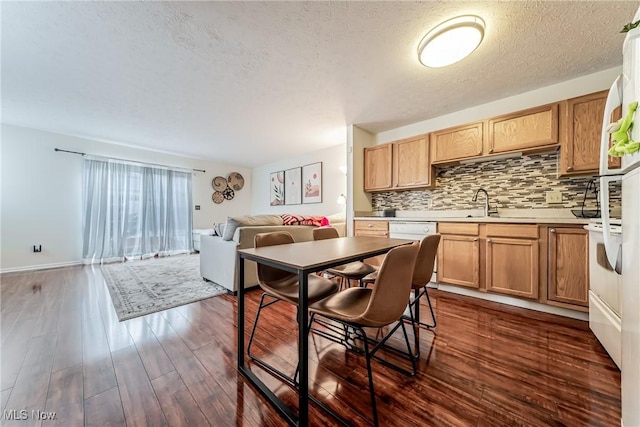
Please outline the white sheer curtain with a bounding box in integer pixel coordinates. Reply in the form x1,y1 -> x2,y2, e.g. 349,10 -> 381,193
82,158 -> 193,264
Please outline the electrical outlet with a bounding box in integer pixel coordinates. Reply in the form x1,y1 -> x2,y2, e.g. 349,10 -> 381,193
546,191 -> 562,204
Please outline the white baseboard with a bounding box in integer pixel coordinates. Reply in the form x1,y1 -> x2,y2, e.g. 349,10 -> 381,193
437,284 -> 589,321
0,260 -> 82,274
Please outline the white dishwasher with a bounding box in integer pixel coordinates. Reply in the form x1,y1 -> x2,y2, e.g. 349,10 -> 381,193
389,221 -> 438,285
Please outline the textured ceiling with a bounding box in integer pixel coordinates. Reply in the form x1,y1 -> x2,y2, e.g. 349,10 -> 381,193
2,1 -> 638,167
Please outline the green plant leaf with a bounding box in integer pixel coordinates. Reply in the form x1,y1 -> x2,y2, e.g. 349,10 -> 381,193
621,20 -> 640,33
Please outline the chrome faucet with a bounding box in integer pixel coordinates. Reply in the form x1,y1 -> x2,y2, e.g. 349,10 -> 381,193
472,188 -> 492,217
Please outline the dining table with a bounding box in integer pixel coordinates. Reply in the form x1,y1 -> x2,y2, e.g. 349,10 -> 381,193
236,235 -> 414,426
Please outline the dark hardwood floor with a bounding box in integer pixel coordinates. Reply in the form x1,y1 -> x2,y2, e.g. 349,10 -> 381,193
0,264 -> 621,426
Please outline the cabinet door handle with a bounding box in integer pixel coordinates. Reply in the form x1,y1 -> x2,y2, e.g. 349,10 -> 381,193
473,237 -> 479,242
487,238 -> 492,243
550,228 -> 556,233
488,148 -> 494,154
368,224 -> 373,227
567,166 -> 574,171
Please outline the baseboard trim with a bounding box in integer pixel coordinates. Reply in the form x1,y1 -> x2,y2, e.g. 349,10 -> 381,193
437,284 -> 589,321
0,260 -> 83,274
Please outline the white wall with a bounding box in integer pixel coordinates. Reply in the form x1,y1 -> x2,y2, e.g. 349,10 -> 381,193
251,143 -> 347,216
0,124 -> 252,272
376,67 -> 622,144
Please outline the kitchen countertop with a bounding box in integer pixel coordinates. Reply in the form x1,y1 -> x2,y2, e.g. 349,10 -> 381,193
353,208 -> 605,225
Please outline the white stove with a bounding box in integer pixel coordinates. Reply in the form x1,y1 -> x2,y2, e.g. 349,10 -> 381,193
585,221 -> 622,368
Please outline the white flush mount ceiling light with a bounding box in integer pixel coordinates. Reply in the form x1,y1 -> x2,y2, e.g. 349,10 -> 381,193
418,15 -> 485,68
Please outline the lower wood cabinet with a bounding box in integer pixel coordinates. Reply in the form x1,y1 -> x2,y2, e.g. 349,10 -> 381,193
353,220 -> 388,237
437,223 -> 480,289
437,222 -> 589,311
547,226 -> 589,307
485,224 -> 539,299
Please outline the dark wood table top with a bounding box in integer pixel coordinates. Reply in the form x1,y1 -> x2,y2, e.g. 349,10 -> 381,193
238,236 -> 414,271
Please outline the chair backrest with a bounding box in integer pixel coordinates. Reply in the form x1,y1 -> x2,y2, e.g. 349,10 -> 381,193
312,227 -> 339,241
254,231 -> 296,285
360,242 -> 419,327
412,234 -> 441,288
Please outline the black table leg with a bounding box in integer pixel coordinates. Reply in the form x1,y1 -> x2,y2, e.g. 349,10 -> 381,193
298,270 -> 309,426
237,254 -> 245,368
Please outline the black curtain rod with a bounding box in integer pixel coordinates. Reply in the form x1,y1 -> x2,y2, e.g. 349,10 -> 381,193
54,148 -> 206,173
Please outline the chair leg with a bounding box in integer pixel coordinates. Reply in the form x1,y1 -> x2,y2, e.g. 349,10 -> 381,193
423,286 -> 437,328
398,320 -> 418,375
247,293 -> 269,357
369,321 -> 417,376
406,301 -> 421,360
409,286 -> 436,329
360,327 -> 379,427
293,313 -> 316,385
247,293 -> 298,386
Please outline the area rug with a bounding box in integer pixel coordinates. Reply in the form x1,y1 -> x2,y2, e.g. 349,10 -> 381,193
102,254 -> 227,321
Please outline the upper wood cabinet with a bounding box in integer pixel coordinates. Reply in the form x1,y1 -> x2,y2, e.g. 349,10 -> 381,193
364,144 -> 392,191
430,104 -> 559,166
364,135 -> 434,192
487,103 -> 559,155
431,122 -> 484,164
392,135 -> 434,189
559,91 -> 621,176
485,224 -> 540,300
548,227 -> 589,307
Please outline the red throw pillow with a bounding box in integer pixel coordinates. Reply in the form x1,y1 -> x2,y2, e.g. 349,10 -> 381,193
281,214 -> 328,227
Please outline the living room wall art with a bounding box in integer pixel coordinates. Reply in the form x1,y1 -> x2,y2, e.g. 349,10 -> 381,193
284,167 -> 302,205
211,172 -> 243,204
270,171 -> 285,206
302,162 -> 322,204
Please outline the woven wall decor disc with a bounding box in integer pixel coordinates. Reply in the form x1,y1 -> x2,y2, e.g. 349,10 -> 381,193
212,191 -> 224,204
212,176 -> 227,191
227,172 -> 245,191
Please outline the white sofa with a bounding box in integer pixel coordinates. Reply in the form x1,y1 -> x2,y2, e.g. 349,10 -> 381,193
200,214 -> 345,293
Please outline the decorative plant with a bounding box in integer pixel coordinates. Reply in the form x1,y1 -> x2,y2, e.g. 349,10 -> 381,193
273,184 -> 284,202
607,101 -> 640,156
621,19 -> 640,33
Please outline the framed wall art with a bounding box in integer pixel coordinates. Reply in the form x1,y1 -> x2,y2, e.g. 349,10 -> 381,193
270,171 -> 285,206
284,167 -> 302,205
302,162 -> 322,204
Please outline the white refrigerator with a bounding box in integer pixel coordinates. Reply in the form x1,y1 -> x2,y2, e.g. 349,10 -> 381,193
599,6 -> 640,426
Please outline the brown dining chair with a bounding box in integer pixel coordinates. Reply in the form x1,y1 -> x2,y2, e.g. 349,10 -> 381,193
312,227 -> 376,288
363,234 -> 440,330
309,242 -> 419,427
247,231 -> 339,384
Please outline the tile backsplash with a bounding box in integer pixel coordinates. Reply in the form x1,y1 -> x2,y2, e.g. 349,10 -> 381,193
372,152 -> 621,212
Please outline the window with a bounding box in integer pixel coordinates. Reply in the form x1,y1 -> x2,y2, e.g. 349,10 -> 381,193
82,159 -> 193,263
